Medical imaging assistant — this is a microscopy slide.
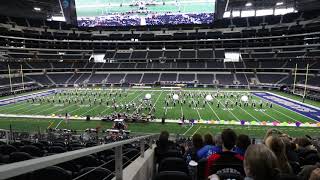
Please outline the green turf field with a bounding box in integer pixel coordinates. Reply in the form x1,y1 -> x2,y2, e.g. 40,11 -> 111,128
75,0 -> 216,17
0,88 -> 319,138
0,89 -> 318,123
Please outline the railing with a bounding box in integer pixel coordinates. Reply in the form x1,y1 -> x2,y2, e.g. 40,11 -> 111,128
0,134 -> 157,180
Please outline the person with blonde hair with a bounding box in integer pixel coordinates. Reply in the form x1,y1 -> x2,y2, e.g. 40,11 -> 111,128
244,144 -> 280,180
265,135 -> 293,174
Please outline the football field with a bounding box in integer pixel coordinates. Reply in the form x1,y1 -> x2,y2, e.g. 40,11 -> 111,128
0,88 -> 319,137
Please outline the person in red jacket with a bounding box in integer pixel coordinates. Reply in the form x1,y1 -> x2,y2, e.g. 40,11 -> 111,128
205,128 -> 244,177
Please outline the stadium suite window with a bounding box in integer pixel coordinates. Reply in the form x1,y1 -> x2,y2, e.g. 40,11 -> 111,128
224,52 -> 241,62
274,7 -> 295,15
223,7 -> 295,18
256,9 -> 274,16
241,10 -> 255,17
232,11 -> 241,17
223,11 -> 231,18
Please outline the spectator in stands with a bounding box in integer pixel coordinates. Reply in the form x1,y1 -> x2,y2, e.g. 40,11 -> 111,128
155,131 -> 176,163
263,129 -> 284,142
243,144 -> 280,180
298,163 -> 320,180
205,129 -> 243,177
309,168 -> 320,180
295,137 -> 313,149
197,133 -> 215,159
281,136 -> 299,162
295,137 -> 320,166
157,131 -> 170,146
295,137 -> 318,155
265,135 -> 293,174
184,133 -> 203,163
234,134 -> 251,156
213,134 -> 223,151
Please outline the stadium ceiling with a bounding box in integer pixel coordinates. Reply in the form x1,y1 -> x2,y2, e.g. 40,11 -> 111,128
0,0 -> 62,19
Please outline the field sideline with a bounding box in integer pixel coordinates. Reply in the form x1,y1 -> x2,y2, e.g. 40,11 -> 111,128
0,117 -> 319,138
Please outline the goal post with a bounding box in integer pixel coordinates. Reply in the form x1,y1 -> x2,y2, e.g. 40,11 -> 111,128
292,63 -> 298,94
302,63 -> 309,103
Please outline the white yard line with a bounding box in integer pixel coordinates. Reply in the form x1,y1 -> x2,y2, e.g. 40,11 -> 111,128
212,95 -> 240,121
98,90 -> 138,115
192,125 -> 202,136
68,104 -> 89,114
0,102 -> 33,114
0,102 -> 29,112
258,110 -> 278,122
165,107 -> 168,116
54,120 -> 63,129
120,91 -> 146,114
224,95 -> 261,122
195,108 -> 202,120
51,103 -> 78,114
270,108 -> 299,122
14,103 -> 54,114
207,103 -> 221,121
193,91 -> 202,120
78,92 -> 115,116
79,105 -> 103,117
34,104 -> 66,115
199,90 -> 221,121
183,125 -> 194,135
132,97 -> 148,114
236,105 -> 261,122
180,106 -> 184,117
148,91 -> 163,114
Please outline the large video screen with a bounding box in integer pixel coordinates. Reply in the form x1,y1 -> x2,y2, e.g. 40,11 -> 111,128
75,0 -> 216,27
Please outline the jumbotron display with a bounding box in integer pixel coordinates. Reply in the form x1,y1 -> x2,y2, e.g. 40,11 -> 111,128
75,0 -> 216,27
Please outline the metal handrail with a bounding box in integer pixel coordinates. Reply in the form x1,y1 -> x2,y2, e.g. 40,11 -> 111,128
0,134 -> 157,180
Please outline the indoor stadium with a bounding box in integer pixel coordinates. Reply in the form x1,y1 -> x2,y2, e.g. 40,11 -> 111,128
0,0 -> 319,179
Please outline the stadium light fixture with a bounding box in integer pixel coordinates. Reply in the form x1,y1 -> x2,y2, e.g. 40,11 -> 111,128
245,2 -> 252,7
33,7 -> 41,11
276,2 -> 284,6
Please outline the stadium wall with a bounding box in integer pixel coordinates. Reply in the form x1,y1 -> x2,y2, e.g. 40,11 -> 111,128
114,145 -> 155,180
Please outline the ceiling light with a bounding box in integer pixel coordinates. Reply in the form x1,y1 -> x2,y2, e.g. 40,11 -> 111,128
245,2 -> 252,7
33,7 -> 41,11
276,2 -> 284,6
